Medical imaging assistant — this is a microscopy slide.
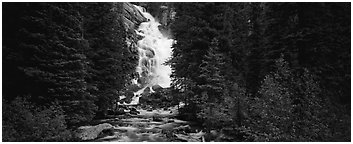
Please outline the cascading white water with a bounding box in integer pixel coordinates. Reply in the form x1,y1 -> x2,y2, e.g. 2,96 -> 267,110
126,5 -> 173,105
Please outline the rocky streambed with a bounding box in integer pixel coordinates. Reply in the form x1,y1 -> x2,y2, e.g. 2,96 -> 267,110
76,104 -> 205,142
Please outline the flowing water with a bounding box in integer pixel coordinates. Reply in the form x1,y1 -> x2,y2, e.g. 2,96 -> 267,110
127,5 -> 174,105
92,5 -> 205,142
95,105 -> 204,142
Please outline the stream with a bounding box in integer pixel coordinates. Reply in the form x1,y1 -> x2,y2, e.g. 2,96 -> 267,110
91,4 -> 205,142
93,104 -> 205,142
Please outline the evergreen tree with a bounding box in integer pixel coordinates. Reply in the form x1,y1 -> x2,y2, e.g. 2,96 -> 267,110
3,2 -> 350,142
198,38 -> 225,103
261,3 -> 350,106
197,38 -> 226,129
248,56 -> 337,141
10,3 -> 97,125
169,2 -> 218,87
81,3 -> 137,116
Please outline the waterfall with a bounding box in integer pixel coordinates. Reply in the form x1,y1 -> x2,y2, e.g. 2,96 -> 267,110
125,5 -> 173,105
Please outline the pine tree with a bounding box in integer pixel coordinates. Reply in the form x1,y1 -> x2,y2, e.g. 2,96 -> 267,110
81,3 -> 137,116
260,2 -> 350,108
14,3 -> 97,125
198,38 -> 225,103
169,2 -> 218,86
197,38 -> 226,129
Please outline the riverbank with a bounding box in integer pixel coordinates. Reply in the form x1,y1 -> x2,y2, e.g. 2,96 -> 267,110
81,104 -> 205,142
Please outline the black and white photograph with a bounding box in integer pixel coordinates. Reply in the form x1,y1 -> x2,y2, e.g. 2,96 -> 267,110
2,1 -> 351,142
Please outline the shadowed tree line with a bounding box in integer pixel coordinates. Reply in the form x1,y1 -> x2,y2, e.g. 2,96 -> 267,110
3,2 -> 138,141
166,2 -> 350,141
2,2 -> 350,142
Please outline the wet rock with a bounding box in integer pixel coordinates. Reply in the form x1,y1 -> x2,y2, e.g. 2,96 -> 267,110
173,125 -> 191,132
126,130 -> 140,140
145,48 -> 155,58
143,87 -> 151,94
124,109 -> 131,113
140,127 -> 162,133
75,123 -> 114,141
149,133 -> 166,142
119,95 -> 127,100
116,127 -> 139,134
152,84 -> 163,91
167,119 -> 174,123
146,107 -> 153,112
137,77 -> 148,88
174,131 -> 205,142
129,107 -> 140,115
138,96 -> 150,105
150,59 -> 157,67
174,134 -> 193,142
97,128 -> 115,138
152,116 -> 163,122
141,57 -> 149,67
172,119 -> 189,124
129,107 -> 137,111
138,133 -> 152,141
158,123 -> 178,131
116,108 -> 127,115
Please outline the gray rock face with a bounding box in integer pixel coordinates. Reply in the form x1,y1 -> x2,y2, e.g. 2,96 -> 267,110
122,2 -> 147,31
122,2 -> 147,62
75,123 -> 114,141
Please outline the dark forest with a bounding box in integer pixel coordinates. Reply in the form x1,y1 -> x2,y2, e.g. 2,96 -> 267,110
2,2 -> 351,142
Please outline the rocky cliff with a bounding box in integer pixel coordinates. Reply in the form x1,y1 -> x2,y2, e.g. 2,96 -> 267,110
122,2 -> 147,31
121,2 -> 147,58
135,2 -> 175,39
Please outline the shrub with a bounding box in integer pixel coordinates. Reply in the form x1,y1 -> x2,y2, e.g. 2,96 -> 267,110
197,101 -> 233,130
251,71 -> 294,141
248,56 -> 336,141
3,97 -> 73,141
195,82 -> 247,131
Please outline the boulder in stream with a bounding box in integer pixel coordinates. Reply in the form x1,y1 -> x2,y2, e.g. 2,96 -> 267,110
152,84 -> 163,91
75,123 -> 114,141
174,131 -> 205,142
130,108 -> 140,115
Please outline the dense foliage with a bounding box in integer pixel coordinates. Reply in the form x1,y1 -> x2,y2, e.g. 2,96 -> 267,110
3,2 -> 138,141
3,97 -> 73,141
2,2 -> 350,142
168,2 -> 350,141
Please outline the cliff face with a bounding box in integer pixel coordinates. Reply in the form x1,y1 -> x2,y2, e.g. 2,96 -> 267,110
129,2 -> 175,39
122,2 -> 147,31
134,2 -> 175,27
121,2 -> 147,60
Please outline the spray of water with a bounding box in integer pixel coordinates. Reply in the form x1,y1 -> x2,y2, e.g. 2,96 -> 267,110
125,5 -> 173,105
